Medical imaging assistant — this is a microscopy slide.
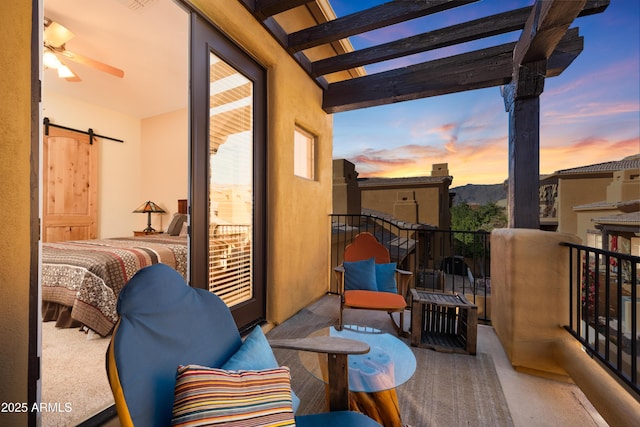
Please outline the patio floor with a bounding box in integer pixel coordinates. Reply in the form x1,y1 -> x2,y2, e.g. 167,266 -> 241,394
267,294 -> 608,427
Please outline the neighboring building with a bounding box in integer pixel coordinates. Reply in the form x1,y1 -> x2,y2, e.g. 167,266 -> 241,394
332,159 -> 361,216
538,155 -> 640,246
349,162 -> 453,229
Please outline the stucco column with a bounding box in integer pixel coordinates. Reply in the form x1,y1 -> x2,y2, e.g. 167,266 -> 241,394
491,228 -> 580,377
0,1 -> 35,425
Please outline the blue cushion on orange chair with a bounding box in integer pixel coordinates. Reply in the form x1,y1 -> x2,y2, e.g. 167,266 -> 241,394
375,262 -> 397,293
108,264 -> 243,427
222,326 -> 278,370
344,257 -> 377,291
222,325 -> 301,412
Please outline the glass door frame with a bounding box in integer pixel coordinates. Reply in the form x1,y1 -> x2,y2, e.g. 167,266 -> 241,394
189,13 -> 267,331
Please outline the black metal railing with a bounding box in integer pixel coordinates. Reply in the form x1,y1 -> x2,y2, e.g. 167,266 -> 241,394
330,214 -> 491,322
561,242 -> 640,396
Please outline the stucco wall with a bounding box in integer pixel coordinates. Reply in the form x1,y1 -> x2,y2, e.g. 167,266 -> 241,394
491,228 -> 581,377
557,176 -> 610,236
361,185 -> 445,226
191,0 -> 333,325
0,1 -> 32,424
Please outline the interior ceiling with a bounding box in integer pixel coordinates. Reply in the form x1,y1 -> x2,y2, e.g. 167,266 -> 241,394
43,0 -> 189,119
42,0 -> 609,119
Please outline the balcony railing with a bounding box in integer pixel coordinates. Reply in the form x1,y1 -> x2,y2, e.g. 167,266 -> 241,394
330,214 -> 491,322
561,242 -> 640,397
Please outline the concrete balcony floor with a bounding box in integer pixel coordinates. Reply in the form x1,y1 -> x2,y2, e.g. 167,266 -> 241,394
477,324 -> 607,427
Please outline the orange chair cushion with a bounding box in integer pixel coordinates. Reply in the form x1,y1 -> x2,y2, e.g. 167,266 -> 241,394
344,290 -> 406,311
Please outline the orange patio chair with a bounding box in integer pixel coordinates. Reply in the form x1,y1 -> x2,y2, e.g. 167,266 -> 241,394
334,232 -> 413,336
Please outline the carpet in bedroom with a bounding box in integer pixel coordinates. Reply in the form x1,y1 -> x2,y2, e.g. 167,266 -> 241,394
41,321 -> 113,427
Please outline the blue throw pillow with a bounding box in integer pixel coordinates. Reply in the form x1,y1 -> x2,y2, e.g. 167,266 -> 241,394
376,262 -> 397,293
222,326 -> 277,371
343,257 -> 377,291
222,326 -> 300,413
376,262 -> 398,294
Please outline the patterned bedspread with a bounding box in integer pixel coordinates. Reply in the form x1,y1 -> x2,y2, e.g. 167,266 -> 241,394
42,235 -> 188,336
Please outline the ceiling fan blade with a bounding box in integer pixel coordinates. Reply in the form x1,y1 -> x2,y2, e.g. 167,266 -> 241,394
56,57 -> 81,82
44,19 -> 75,48
65,74 -> 82,83
59,50 -> 125,78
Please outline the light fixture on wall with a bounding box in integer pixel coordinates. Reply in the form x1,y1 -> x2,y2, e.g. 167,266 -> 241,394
133,201 -> 166,232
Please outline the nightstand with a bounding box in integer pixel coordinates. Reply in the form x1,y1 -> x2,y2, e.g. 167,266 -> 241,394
133,230 -> 163,236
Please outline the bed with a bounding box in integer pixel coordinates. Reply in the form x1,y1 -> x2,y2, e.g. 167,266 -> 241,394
42,210 -> 188,337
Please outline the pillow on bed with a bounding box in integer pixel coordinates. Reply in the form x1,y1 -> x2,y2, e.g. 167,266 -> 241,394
178,222 -> 188,237
171,365 -> 295,427
166,213 -> 187,236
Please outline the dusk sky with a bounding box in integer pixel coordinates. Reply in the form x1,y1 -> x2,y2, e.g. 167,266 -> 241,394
330,0 -> 640,186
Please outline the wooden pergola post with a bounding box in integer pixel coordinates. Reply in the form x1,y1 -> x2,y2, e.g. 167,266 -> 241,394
502,60 -> 546,228
503,0 -> 587,229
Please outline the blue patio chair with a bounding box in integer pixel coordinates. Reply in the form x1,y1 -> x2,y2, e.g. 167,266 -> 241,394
106,263 -> 381,427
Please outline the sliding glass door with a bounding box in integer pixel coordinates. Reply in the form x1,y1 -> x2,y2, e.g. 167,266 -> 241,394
190,14 -> 266,331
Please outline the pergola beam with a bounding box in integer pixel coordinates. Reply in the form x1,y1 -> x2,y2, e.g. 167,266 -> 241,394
287,0 -> 478,53
323,29 -> 582,113
311,0 -> 605,78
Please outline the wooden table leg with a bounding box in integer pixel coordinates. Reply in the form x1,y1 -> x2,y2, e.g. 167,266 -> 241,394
326,352 -> 349,411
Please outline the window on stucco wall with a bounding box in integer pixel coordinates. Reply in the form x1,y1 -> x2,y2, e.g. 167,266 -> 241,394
294,126 -> 315,180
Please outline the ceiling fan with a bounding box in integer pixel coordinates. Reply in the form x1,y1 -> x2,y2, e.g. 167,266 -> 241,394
43,17 -> 125,82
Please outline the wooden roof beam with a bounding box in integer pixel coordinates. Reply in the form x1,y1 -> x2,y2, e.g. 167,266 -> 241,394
253,0 -> 314,20
323,28 -> 582,113
514,0 -> 586,67
311,0 -> 608,77
288,0 -> 479,53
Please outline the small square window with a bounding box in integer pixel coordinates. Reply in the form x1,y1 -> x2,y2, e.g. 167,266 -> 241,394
294,126 -> 315,180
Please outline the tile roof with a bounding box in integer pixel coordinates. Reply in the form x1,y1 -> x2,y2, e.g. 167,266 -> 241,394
574,200 -> 640,211
555,154 -> 640,175
358,175 -> 451,187
361,208 -> 436,229
593,211 -> 640,226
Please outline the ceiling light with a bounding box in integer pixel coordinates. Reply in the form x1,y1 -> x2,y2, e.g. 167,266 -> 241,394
43,51 -> 61,69
57,65 -> 75,79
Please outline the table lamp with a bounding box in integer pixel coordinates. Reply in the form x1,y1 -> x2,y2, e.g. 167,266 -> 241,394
133,200 -> 166,232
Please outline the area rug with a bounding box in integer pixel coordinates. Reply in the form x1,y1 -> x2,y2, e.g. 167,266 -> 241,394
267,294 -> 514,426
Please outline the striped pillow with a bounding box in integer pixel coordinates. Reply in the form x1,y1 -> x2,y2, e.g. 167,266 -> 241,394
171,365 -> 295,427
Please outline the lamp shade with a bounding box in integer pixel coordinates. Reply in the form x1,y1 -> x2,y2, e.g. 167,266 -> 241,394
133,201 -> 166,214
133,201 -> 166,233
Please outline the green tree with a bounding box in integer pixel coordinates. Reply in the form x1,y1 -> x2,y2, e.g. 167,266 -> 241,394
450,202 -> 507,257
451,202 -> 507,232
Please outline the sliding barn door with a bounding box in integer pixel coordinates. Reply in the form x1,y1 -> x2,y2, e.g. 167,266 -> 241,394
191,14 -> 267,331
42,126 -> 98,242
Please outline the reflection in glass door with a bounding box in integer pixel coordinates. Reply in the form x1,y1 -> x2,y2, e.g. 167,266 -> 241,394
191,14 -> 266,330
208,53 -> 253,306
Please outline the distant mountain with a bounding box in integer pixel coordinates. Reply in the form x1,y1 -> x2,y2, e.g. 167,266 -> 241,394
451,183 -> 507,206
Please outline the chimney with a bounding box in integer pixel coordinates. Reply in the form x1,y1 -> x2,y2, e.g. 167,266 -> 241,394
431,163 -> 449,177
